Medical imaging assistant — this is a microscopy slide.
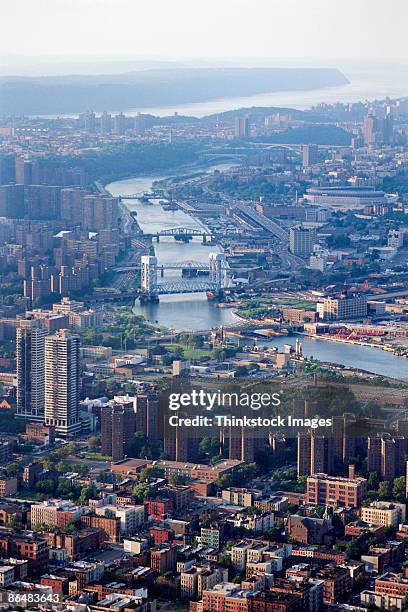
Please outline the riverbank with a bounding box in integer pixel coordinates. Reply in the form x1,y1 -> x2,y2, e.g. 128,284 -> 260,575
106,165 -> 237,331
300,331 -> 408,358
106,167 -> 408,380
261,334 -> 408,381
103,154 -> 241,191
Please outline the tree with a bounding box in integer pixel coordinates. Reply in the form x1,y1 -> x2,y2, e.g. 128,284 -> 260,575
362,401 -> 383,419
79,484 -> 98,506
35,479 -> 56,494
168,474 -> 187,486
210,453 -> 222,465
6,514 -> 21,530
139,466 -> 164,481
345,540 -> 362,560
199,436 -> 220,458
213,348 -> 226,361
235,463 -> 258,484
392,476 -> 406,502
215,474 -> 233,490
133,483 -> 152,503
383,525 -> 397,539
248,506 -> 262,515
132,432 -> 149,458
378,481 -> 391,499
264,527 -> 282,541
87,436 -> 100,450
71,463 -> 89,476
367,471 -> 379,490
218,554 -> 231,568
297,475 -> 307,488
4,463 -> 20,477
326,233 -> 351,248
39,457 -> 55,471
234,365 -> 249,377
57,480 -> 74,498
56,460 -> 68,474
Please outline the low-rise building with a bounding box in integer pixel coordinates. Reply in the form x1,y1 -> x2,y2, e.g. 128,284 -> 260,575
30,500 -> 87,529
94,504 -> 145,536
0,477 -> 17,497
361,501 -> 406,528
306,473 -> 367,507
0,565 -> 15,587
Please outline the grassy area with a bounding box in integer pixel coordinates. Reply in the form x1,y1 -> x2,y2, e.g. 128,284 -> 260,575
164,343 -> 212,360
284,299 -> 317,309
15,490 -> 46,501
83,452 -> 112,461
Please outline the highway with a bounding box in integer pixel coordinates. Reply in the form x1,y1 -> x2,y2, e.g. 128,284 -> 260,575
367,288 -> 408,300
234,203 -> 289,241
233,204 -> 304,270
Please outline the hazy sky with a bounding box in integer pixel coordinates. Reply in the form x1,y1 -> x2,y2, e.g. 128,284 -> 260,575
2,0 -> 407,64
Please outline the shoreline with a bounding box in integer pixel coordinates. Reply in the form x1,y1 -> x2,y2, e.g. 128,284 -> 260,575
103,156 -> 240,191
106,169 -> 408,381
229,310 -> 408,359
299,331 -> 407,358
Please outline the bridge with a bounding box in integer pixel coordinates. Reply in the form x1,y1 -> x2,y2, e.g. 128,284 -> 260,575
115,260 -> 212,273
148,227 -> 213,243
140,252 -> 227,302
118,191 -> 159,200
250,143 -> 348,152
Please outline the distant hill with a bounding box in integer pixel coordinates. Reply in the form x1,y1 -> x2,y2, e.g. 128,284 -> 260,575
252,124 -> 352,146
0,67 -> 348,115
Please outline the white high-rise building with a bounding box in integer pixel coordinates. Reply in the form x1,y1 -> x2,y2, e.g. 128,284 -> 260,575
45,329 -> 81,437
16,319 -> 46,421
289,226 -> 316,257
141,255 -> 158,294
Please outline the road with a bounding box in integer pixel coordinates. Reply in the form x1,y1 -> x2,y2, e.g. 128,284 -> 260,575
233,204 -> 304,270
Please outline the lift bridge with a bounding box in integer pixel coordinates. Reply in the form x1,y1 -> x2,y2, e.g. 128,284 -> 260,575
139,253 -> 227,302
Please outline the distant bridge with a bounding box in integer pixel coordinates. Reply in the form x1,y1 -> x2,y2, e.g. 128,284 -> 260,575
262,143 -> 303,153
147,227 -> 213,243
118,191 -> 160,200
115,260 -> 214,273
251,143 -> 348,152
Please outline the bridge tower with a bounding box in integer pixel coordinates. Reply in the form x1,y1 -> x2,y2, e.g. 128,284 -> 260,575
140,255 -> 158,301
208,252 -> 226,294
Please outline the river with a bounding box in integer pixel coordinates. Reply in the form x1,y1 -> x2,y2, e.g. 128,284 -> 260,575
124,65 -> 408,117
105,163 -> 237,331
262,335 -> 408,381
106,168 -> 408,380
39,64 -> 408,119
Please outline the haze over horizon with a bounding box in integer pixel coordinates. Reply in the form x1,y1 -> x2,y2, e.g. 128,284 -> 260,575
1,0 -> 407,77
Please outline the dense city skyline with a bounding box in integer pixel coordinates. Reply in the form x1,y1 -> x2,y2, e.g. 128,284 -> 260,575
1,2 -> 408,611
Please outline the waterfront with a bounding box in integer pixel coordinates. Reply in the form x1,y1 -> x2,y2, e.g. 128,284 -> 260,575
105,165 -> 237,331
40,64 -> 408,119
262,334 -> 408,381
130,67 -> 408,117
106,168 -> 408,380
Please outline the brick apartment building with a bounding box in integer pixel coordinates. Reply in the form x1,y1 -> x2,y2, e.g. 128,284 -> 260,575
80,513 -> 121,543
306,468 -> 367,508
0,532 -> 48,576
